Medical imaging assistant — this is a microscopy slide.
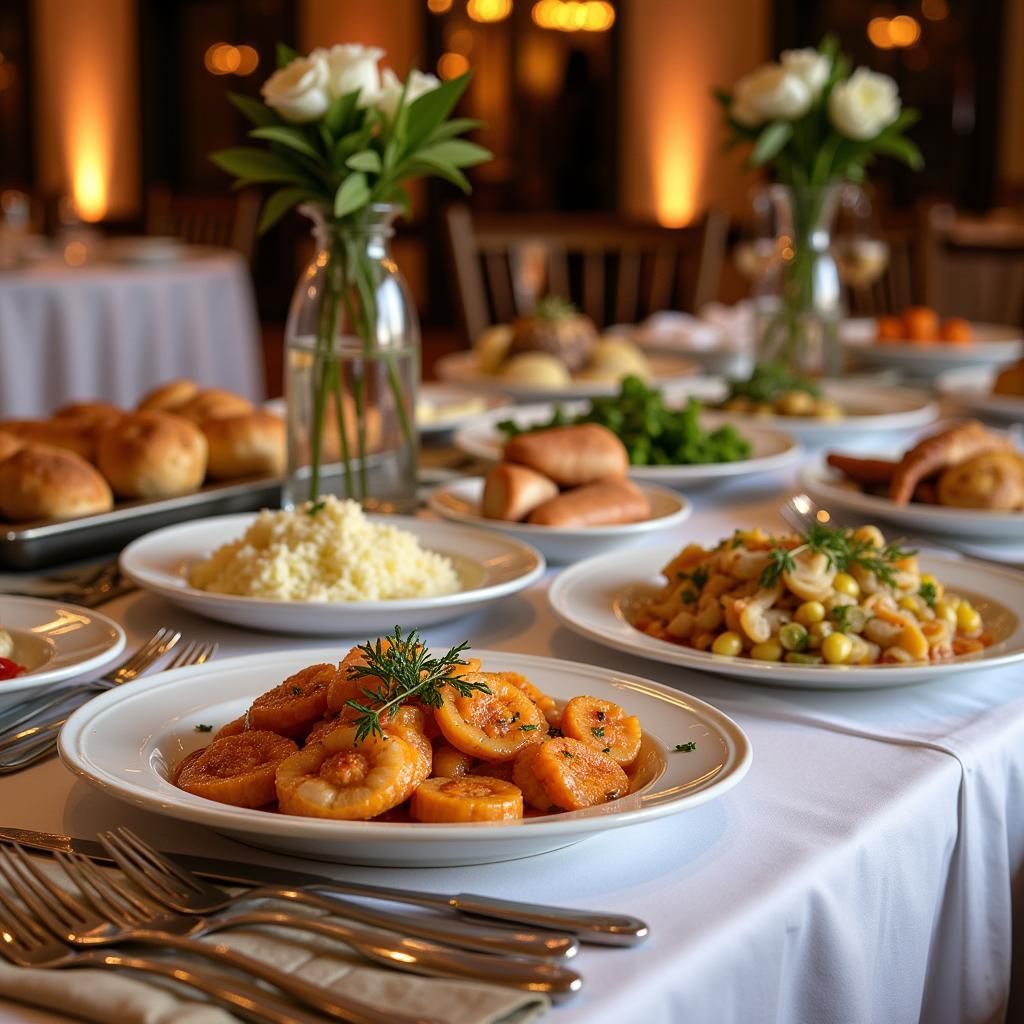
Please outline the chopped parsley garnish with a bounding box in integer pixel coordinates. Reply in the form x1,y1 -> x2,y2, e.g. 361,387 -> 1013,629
194,723 -> 213,733
602,747 -> 611,754
591,726 -> 605,738
596,710 -> 606,721
690,567 -> 709,590
519,724 -> 539,732
830,604 -> 852,633
674,741 -> 697,752
291,686 -> 303,696
919,581 -> 938,608
561,749 -> 574,760
681,590 -> 697,605
306,498 -> 326,516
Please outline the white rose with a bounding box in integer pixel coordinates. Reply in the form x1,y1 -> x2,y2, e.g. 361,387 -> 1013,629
312,44 -> 384,106
376,68 -> 442,121
731,63 -> 811,127
828,68 -> 901,140
261,53 -> 329,123
781,48 -> 830,100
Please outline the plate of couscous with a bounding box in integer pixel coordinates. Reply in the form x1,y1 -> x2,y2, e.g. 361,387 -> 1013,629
120,496 -> 544,635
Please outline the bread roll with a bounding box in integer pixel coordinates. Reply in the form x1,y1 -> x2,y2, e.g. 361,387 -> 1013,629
0,419 -> 98,462
0,444 -> 113,522
0,431 -> 22,463
203,412 -> 286,480
138,379 -> 199,412
527,478 -> 651,528
504,424 -> 629,487
96,411 -> 208,499
482,464 -> 559,521
176,389 -> 253,424
53,400 -> 122,424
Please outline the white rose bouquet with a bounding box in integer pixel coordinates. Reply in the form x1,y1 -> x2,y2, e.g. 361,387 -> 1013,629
715,36 -> 921,376
211,44 -> 491,502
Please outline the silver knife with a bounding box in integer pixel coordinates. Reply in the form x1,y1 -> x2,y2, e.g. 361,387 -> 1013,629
0,826 -> 648,945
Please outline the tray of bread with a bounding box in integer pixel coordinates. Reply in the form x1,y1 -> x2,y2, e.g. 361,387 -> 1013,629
0,380 -> 286,570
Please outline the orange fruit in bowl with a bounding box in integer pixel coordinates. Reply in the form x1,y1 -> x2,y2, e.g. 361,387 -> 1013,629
939,317 -> 973,344
902,306 -> 940,343
876,315 -> 903,342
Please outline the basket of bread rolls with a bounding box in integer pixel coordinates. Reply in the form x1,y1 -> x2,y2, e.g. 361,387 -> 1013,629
427,422 -> 691,563
0,380 -> 287,569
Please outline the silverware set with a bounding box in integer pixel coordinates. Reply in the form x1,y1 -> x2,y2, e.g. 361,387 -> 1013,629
0,559 -> 135,607
0,827 -> 649,1021
0,628 -> 216,773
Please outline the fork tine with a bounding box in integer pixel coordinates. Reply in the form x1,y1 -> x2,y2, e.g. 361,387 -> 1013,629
7,845 -> 88,923
55,851 -> 152,927
165,640 -> 198,671
112,628 -> 181,682
0,865 -> 49,948
99,830 -> 194,902
106,628 -> 169,679
0,846 -> 82,933
194,642 -> 218,666
102,828 -> 203,898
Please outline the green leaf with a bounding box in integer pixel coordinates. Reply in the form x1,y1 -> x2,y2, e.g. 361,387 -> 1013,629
417,139 -> 491,168
228,92 -> 280,128
403,72 -> 471,152
249,126 -> 323,162
210,147 -> 312,185
257,186 -> 311,234
711,87 -> 733,109
872,133 -> 924,170
424,117 -> 484,144
379,183 -> 412,216
404,156 -> 471,193
276,43 -> 298,69
324,89 -> 362,137
819,33 -> 840,62
332,127 -> 375,167
334,172 -> 371,218
346,150 -> 383,174
747,121 -> 793,167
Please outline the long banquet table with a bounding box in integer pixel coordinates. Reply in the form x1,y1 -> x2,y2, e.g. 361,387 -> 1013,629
2,463 -> 1023,1024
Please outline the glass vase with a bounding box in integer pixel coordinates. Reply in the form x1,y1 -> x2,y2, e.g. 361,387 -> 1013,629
754,184 -> 844,377
283,203 -> 419,514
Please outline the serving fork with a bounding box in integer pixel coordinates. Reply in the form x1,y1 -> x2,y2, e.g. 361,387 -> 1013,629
100,826 -> 579,960
0,635 -> 216,774
0,844 -> 438,1024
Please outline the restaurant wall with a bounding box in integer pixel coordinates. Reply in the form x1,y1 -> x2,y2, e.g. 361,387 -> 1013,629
619,0 -> 772,226
1000,0 -> 1024,196
32,0 -> 139,220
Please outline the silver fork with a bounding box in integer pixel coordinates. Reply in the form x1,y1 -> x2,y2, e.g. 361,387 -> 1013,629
0,854 -> 352,1024
0,630 -> 194,774
0,626 -> 181,737
99,825 -> 578,960
0,844 -> 435,1024
88,836 -> 582,1002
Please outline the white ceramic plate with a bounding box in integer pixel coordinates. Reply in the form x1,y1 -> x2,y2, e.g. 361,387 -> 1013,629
713,379 -> 939,448
416,384 -> 513,436
0,596 -> 125,698
549,547 -> 1024,689
841,318 -> 1024,373
59,647 -> 751,866
453,401 -> 802,488
427,478 -> 692,564
119,514 -> 545,636
936,366 -> 1024,423
799,457 -> 1024,540
435,350 -> 698,402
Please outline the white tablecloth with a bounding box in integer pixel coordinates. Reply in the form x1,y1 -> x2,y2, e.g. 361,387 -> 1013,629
1,470 -> 1023,1024
0,249 -> 264,416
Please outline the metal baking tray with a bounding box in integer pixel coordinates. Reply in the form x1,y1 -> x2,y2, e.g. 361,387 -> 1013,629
0,475 -> 283,570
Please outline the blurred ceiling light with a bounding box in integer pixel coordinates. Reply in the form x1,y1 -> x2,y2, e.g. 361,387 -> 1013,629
867,17 -> 894,49
467,0 -> 512,22
72,156 -> 106,222
921,0 -> 948,21
235,45 -> 259,75
205,42 -> 257,76
427,0 -> 453,11
888,15 -> 921,46
532,0 -> 615,32
438,51 -> 470,79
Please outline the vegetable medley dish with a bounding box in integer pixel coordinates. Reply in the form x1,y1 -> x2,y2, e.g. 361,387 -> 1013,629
174,628 -> 645,821
632,524 -> 990,666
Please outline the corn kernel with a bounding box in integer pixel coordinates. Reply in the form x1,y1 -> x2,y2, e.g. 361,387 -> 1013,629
822,632 -> 853,665
750,640 -> 783,662
711,631 -> 743,657
795,601 -> 826,626
833,573 -> 860,598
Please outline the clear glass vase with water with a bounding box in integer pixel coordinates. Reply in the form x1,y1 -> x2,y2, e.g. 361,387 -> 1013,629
283,204 -> 419,514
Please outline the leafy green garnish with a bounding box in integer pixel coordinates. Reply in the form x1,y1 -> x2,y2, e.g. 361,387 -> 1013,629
919,581 -> 938,608
306,499 -> 326,516
344,627 -> 484,742
498,376 -> 752,467
194,723 -> 213,733
830,604 -> 852,633
532,295 -> 577,321
591,726 -> 605,739
726,362 -> 821,403
675,741 -> 697,752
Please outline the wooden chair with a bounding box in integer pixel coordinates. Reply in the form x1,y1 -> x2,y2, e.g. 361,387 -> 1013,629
922,204 -> 1024,326
145,185 -> 261,264
444,205 -> 728,342
842,227 -> 917,318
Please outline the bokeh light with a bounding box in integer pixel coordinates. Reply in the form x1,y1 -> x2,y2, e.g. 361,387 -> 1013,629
467,0 -> 512,22
438,52 -> 470,80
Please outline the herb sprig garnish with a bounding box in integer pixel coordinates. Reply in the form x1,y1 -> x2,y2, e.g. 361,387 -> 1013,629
758,524 -> 915,590
344,626 -> 486,743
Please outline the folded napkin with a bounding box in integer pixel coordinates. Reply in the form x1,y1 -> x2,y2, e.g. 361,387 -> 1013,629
638,302 -> 755,353
0,861 -> 550,1024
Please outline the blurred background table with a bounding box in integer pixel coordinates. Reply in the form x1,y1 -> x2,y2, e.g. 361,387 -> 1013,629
0,246 -> 263,416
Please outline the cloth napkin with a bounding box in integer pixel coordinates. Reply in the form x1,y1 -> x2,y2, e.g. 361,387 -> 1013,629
0,860 -> 550,1024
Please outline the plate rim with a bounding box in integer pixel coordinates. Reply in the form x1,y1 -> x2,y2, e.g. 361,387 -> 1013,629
426,477 -> 692,538
58,646 -> 753,842
547,546 -> 1024,690
119,512 -> 546,614
0,595 -> 126,694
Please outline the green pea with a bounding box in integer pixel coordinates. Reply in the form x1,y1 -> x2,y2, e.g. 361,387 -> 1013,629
779,622 -> 809,652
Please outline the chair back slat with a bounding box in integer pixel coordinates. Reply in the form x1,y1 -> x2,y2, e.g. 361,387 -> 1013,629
145,186 -> 260,264
445,207 -> 727,342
